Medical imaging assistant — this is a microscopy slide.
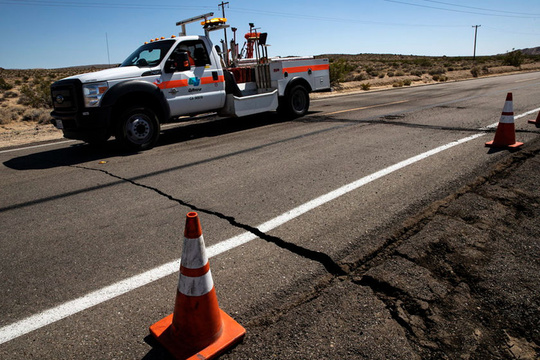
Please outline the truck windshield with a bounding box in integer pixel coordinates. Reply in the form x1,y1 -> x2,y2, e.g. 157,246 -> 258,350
120,40 -> 175,68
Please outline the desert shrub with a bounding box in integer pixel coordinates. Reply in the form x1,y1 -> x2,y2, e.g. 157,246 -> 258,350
438,75 -> 448,82
3,90 -> 18,99
393,81 -> 404,87
387,71 -> 395,77
329,59 -> 356,85
414,57 -> 433,67
366,67 -> 379,77
0,77 -> 13,91
403,79 -> 412,86
503,50 -> 524,67
471,66 -> 490,78
0,107 -> 21,124
410,69 -> 423,77
378,73 -> 385,78
347,72 -> 369,82
17,79 -> 52,108
395,70 -> 405,76
428,67 -> 446,75
361,83 -> 371,91
22,108 -> 51,124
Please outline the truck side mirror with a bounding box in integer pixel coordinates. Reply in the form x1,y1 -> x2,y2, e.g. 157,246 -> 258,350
164,52 -> 191,73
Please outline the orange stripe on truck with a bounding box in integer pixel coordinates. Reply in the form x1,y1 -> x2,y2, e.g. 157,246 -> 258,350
283,64 -> 329,74
156,75 -> 224,89
156,79 -> 188,89
201,75 -> 225,84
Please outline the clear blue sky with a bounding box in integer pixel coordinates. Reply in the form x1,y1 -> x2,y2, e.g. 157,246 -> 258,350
1,0 -> 539,69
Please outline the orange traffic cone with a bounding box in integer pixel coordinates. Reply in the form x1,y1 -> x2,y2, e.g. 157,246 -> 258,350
149,212 -> 245,360
528,111 -> 540,126
485,92 -> 523,148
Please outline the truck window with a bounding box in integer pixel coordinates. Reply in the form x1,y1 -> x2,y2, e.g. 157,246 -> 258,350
121,40 -> 175,68
172,40 -> 211,68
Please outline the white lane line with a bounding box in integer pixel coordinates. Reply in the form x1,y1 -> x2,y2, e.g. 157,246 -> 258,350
1,110 -> 539,345
0,140 -> 77,155
515,78 -> 540,83
515,108 -> 540,120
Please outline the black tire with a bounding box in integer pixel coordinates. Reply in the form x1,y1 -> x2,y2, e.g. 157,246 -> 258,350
279,84 -> 310,118
115,107 -> 160,151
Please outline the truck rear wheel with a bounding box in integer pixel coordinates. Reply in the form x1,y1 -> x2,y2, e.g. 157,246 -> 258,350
116,107 -> 160,151
279,84 -> 310,118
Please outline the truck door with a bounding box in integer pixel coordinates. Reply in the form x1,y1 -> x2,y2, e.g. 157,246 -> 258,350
159,39 -> 225,116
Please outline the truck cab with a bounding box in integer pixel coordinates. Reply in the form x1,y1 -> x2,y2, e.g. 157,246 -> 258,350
50,13 -> 330,151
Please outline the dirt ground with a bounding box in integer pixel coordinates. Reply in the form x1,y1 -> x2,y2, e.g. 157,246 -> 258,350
221,139 -> 540,360
0,122 -> 63,148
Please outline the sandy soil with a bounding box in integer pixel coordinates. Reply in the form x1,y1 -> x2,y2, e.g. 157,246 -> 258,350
0,122 -> 64,148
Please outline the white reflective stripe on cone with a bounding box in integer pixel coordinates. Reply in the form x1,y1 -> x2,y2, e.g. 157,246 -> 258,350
499,115 -> 515,124
502,101 -> 513,113
178,270 -> 214,297
181,235 -> 209,269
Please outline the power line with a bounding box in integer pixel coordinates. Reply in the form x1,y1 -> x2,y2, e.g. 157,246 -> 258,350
422,0 -> 540,17
383,0 -> 540,18
482,25 -> 540,36
0,0 -> 467,28
230,7 -> 465,27
0,0 -> 213,10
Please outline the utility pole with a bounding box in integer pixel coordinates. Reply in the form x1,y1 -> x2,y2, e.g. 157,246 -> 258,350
218,1 -> 229,65
472,25 -> 481,61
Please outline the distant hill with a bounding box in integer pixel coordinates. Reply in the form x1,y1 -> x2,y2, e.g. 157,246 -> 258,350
520,47 -> 540,55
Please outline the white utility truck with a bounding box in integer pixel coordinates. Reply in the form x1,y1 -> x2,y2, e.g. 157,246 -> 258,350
50,13 -> 330,150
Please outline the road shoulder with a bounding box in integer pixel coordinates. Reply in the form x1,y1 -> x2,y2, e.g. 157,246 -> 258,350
223,138 -> 540,359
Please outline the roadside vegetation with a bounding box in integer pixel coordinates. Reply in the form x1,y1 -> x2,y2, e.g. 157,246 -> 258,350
321,50 -> 540,90
0,66 -> 112,127
1,50 -> 540,130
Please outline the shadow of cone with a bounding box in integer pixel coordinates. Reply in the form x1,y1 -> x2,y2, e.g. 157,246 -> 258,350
528,111 -> 540,127
149,212 -> 245,360
485,92 -> 523,148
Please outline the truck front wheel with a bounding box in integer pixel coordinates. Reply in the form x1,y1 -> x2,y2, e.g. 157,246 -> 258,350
279,84 -> 310,118
115,107 -> 160,151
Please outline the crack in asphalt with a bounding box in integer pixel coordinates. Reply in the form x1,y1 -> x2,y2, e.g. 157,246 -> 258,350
71,164 -> 347,277
68,146 -> 540,346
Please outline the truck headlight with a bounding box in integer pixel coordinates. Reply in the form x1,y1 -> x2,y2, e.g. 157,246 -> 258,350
83,82 -> 109,107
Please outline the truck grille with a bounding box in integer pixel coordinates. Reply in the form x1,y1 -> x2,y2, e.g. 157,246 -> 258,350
50,79 -> 80,112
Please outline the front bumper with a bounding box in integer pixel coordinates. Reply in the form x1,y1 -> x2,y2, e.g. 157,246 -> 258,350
51,106 -> 112,141
50,78 -> 112,141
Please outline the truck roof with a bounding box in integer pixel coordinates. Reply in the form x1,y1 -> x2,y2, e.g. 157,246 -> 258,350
145,35 -> 205,45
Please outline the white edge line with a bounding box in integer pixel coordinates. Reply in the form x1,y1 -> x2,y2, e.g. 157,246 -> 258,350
0,140 -> 77,155
1,108 -> 539,344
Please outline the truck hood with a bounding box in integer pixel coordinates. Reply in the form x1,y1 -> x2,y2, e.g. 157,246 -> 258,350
65,66 -> 157,83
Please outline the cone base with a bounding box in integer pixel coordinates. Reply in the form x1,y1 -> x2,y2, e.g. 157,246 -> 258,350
485,140 -> 524,148
149,310 -> 246,360
528,119 -> 539,125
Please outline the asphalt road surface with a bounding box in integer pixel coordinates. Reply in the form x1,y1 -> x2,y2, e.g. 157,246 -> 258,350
1,72 -> 540,359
